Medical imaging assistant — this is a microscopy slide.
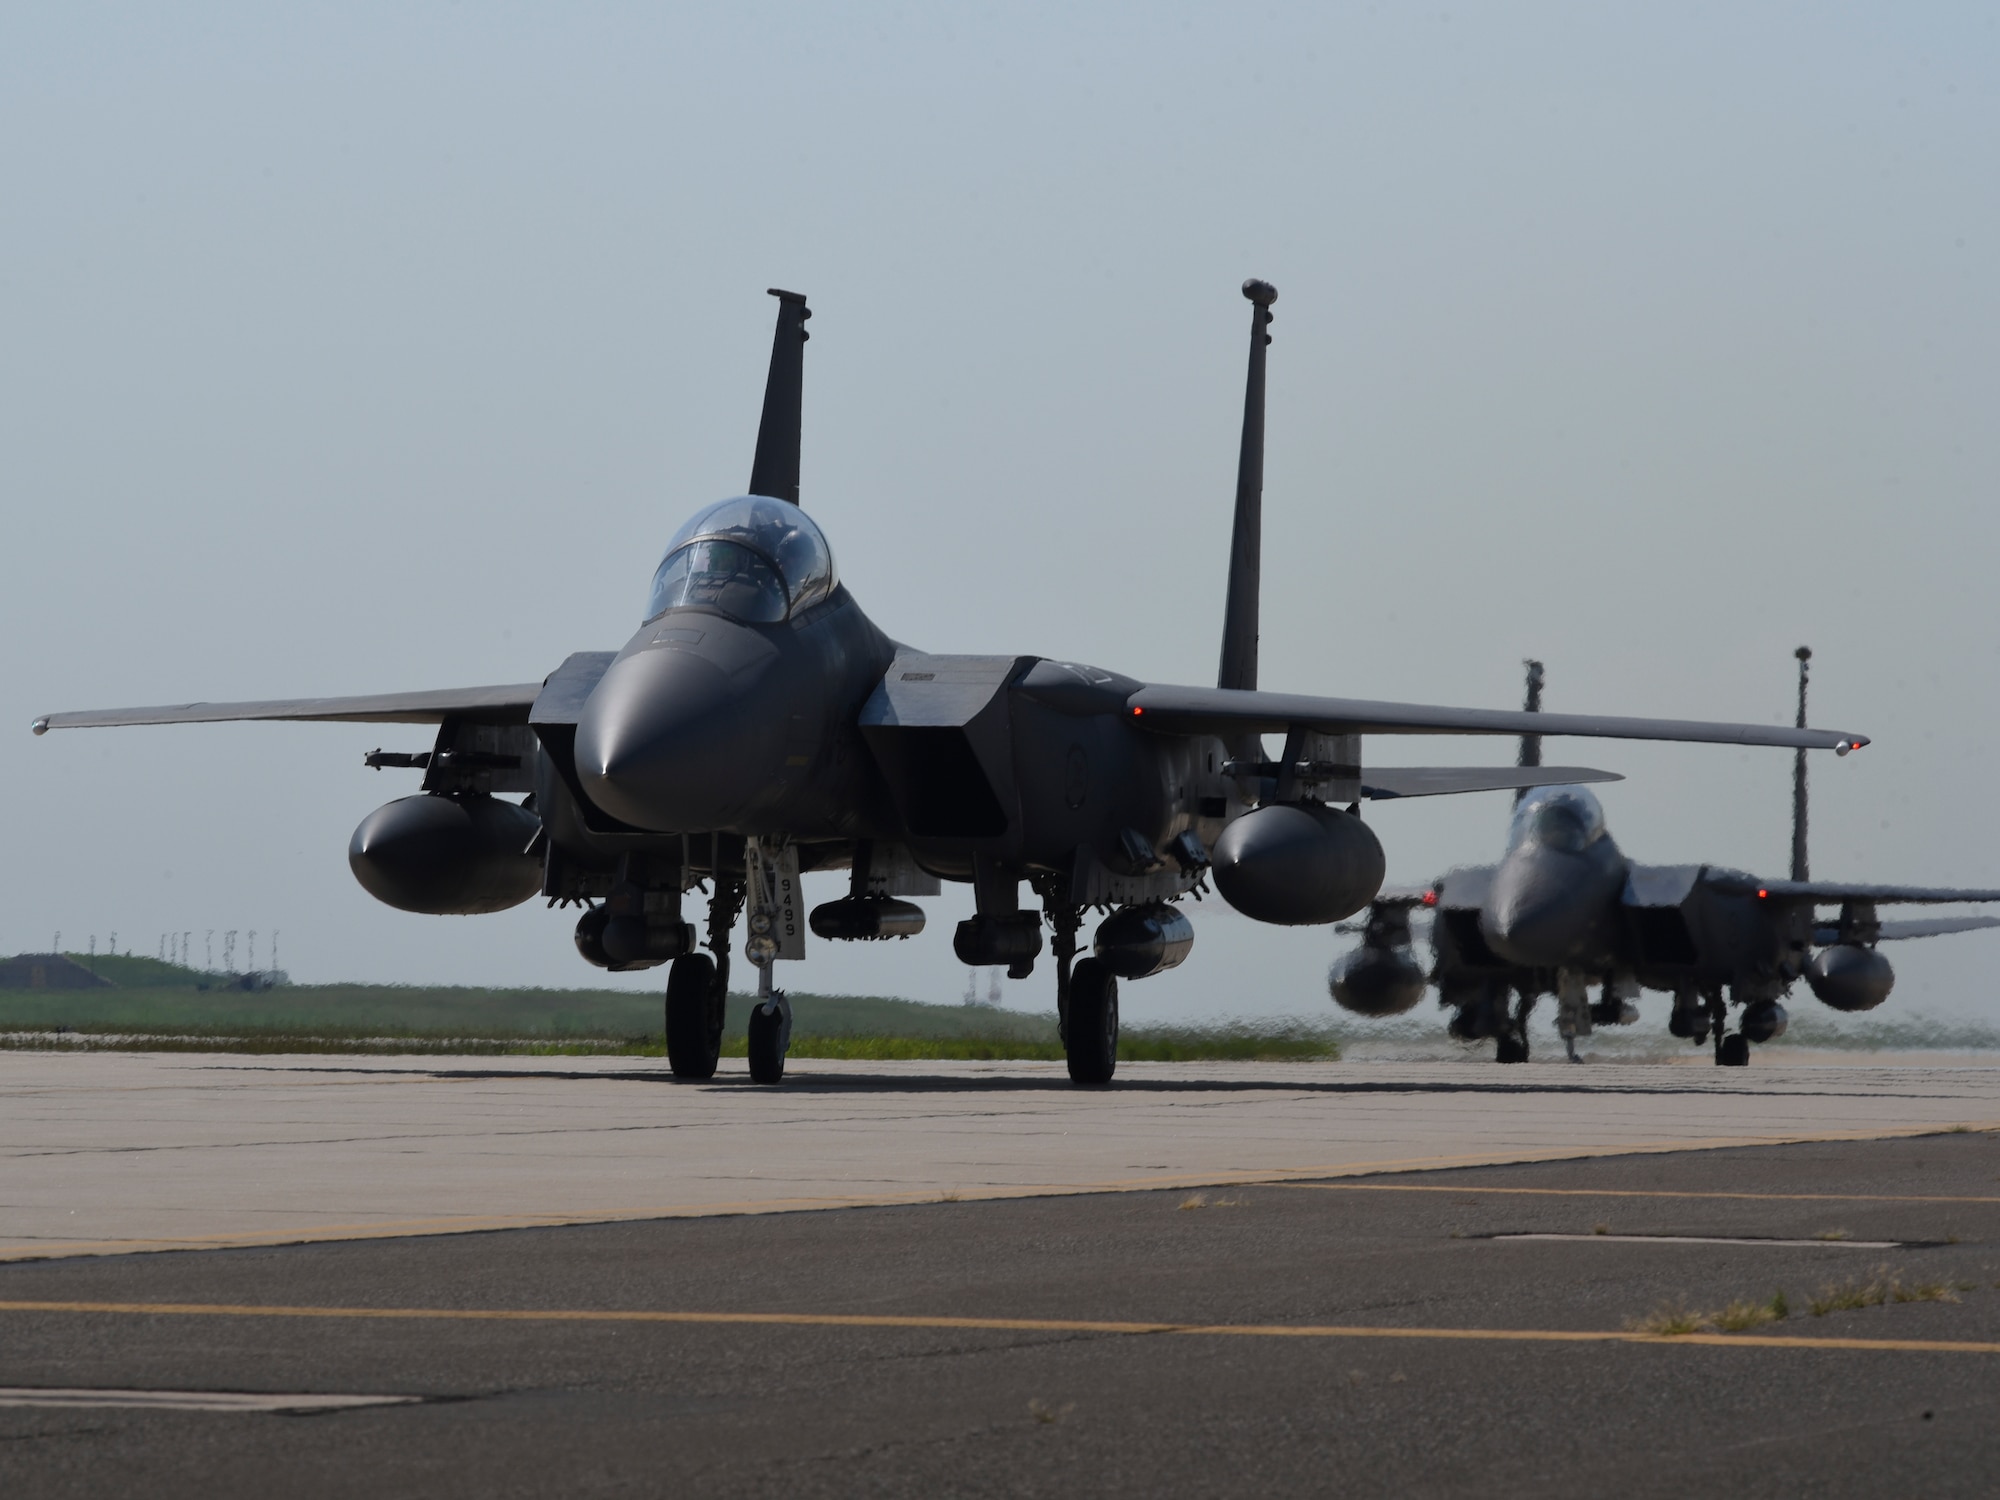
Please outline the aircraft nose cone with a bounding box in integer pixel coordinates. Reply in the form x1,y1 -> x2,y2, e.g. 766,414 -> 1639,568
574,646 -> 781,832
1480,850 -> 1602,967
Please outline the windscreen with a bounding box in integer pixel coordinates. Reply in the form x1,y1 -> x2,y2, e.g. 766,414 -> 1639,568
644,495 -> 836,624
1506,785 -> 1607,855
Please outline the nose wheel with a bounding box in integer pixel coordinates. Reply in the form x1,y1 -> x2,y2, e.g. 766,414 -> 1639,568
747,991 -> 791,1083
1716,1032 -> 1750,1068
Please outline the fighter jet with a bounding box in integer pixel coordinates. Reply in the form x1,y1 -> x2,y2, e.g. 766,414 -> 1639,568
1331,652 -> 2000,1065
34,282 -> 1867,1086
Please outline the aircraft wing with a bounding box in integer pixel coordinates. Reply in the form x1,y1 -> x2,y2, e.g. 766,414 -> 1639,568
32,683 -> 544,733
1860,915 -> 2000,942
1704,876 -> 2000,905
1360,766 -> 1620,800
1126,684 -> 1866,751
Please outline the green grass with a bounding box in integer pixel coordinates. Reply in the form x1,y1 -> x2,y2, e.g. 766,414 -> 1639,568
0,974 -> 1340,1062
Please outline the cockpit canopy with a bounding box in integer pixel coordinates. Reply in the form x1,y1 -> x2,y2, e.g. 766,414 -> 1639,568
645,495 -> 837,625
1507,785 -> 1608,856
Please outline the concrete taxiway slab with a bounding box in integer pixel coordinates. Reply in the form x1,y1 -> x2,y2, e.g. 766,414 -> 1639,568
3,1051 -> 1997,1259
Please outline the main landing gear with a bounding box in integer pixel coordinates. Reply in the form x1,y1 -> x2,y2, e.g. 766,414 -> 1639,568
1065,957 -> 1119,1085
1043,891 -> 1118,1085
664,879 -> 740,1081
664,952 -> 723,1079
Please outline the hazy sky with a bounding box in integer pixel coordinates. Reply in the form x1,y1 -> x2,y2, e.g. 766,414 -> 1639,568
5,4 -> 1998,1029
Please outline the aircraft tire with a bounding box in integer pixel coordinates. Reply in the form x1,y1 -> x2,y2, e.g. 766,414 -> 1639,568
1717,1033 -> 1750,1068
1065,958 -> 1119,1085
747,1002 -> 787,1085
1495,1033 -> 1528,1065
665,954 -> 722,1081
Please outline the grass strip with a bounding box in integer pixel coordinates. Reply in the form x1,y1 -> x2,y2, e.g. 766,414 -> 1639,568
0,1021 -> 1338,1063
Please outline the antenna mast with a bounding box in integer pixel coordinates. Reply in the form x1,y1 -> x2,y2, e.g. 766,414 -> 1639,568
1514,659 -> 1545,806
1791,646 -> 1811,881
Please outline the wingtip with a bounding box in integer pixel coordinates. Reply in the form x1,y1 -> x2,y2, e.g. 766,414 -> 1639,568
30,716 -> 48,736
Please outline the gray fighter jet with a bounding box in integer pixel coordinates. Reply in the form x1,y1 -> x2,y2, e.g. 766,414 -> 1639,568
35,283 -> 1867,1086
1331,653 -> 2000,1065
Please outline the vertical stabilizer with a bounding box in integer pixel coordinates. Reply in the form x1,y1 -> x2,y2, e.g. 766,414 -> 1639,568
748,289 -> 812,505
1514,659 -> 1545,806
1791,646 -> 1812,881
1217,279 -> 1278,692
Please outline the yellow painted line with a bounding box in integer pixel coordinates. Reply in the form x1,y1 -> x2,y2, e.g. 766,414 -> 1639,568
0,1301 -> 1995,1355
1286,1183 -> 2000,1206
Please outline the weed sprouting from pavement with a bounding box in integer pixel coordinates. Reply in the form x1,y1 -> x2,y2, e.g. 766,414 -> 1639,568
1890,1280 -> 1959,1305
1638,1291 -> 1791,1336
1804,1268 -> 1959,1316
1027,1399 -> 1075,1425
1628,1303 -> 1705,1336
1711,1297 -> 1783,1332
1592,1223 -> 1610,1235
1814,1228 -> 1852,1242
1178,1193 -> 1244,1211
1810,1277 -> 1887,1316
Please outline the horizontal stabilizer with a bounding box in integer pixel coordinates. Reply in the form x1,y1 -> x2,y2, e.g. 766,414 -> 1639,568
1706,876 -> 2000,905
1333,886 -> 1436,931
32,683 -> 544,733
1126,683 -> 1867,751
1821,915 -> 2000,943
1360,766 -> 1620,801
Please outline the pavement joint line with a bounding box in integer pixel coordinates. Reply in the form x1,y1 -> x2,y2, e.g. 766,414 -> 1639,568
7,1122 -> 1998,1262
0,1387 -> 422,1412
0,1301 -> 1996,1355
1487,1233 -> 1906,1248
1284,1183 -> 2000,1205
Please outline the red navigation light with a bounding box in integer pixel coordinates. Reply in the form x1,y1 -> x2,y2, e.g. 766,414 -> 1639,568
1130,705 -> 1145,716
1757,888 -> 1769,899
1422,890 -> 1438,907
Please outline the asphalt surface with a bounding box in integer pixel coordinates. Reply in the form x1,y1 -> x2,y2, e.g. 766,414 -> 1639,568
2,1131 -> 1998,1498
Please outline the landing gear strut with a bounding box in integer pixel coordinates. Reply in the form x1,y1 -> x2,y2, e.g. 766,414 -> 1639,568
1554,971 -> 1591,1064
1047,899 -> 1081,1045
1495,989 -> 1534,1064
